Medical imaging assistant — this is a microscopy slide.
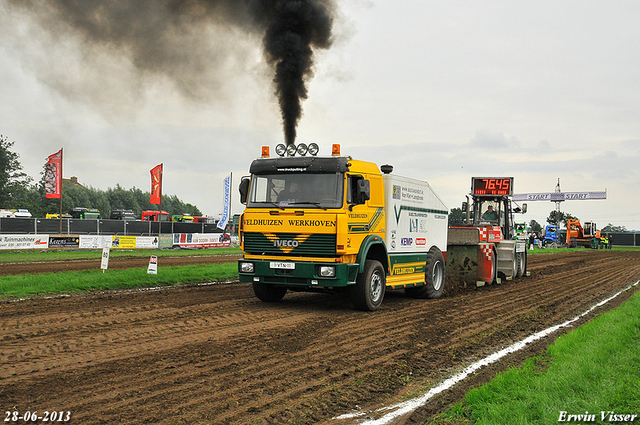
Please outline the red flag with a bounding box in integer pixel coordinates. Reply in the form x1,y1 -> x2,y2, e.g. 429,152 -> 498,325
150,164 -> 163,204
45,149 -> 62,199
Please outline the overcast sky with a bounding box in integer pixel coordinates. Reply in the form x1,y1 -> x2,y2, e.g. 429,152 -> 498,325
1,1 -> 639,230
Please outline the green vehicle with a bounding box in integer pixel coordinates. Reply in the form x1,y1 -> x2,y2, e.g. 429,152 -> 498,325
514,222 -> 527,240
69,207 -> 101,220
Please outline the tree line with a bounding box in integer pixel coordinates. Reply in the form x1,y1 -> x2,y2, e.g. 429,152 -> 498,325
1,134 -> 202,219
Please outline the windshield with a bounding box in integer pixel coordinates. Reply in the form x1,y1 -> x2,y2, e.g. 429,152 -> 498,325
474,199 -> 504,227
248,173 -> 343,209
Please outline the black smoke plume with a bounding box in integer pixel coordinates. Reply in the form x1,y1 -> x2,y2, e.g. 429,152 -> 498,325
260,1 -> 334,145
5,0 -> 335,145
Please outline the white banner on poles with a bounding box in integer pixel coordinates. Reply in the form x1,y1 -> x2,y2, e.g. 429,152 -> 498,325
217,173 -> 232,230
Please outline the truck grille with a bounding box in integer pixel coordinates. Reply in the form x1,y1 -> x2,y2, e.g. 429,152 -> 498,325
243,232 -> 336,257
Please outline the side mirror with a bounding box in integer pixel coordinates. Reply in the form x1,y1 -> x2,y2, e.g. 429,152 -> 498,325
239,177 -> 250,205
461,201 -> 468,212
357,179 -> 370,204
522,203 -> 527,213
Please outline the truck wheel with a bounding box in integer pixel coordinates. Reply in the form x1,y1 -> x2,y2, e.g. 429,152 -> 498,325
350,260 -> 385,311
252,282 -> 287,302
515,252 -> 526,278
406,247 -> 445,299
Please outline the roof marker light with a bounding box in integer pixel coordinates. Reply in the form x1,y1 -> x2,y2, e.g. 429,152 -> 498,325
286,144 -> 297,156
297,143 -> 308,156
332,144 -> 341,156
308,143 -> 319,156
261,146 -> 270,157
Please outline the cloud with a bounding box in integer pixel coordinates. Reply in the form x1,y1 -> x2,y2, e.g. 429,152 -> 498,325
469,129 -> 521,149
2,0 -> 338,146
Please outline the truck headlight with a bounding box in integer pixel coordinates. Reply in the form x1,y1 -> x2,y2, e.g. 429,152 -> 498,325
239,261 -> 255,273
318,265 -> 336,277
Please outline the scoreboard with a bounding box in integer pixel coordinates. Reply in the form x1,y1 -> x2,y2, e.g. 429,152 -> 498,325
471,177 -> 514,196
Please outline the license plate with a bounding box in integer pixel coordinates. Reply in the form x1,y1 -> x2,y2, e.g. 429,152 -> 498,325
270,261 -> 295,270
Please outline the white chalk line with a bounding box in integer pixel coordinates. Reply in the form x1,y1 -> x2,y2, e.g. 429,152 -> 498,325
334,281 -> 640,425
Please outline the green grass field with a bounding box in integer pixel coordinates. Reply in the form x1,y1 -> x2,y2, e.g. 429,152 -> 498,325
0,247 -> 242,299
0,262 -> 238,299
432,288 -> 640,425
527,246 -> 640,255
0,263 -> 239,299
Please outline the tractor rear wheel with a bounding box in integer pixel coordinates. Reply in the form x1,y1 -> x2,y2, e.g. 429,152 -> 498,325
488,248 -> 497,284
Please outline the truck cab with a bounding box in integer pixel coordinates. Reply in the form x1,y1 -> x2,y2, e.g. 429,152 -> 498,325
466,197 -> 519,238
514,222 -> 527,241
141,210 -> 170,221
542,224 -> 559,247
110,209 -> 136,220
69,207 -> 100,220
237,143 -> 449,311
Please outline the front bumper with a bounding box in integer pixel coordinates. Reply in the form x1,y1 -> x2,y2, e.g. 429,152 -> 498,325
238,259 -> 359,288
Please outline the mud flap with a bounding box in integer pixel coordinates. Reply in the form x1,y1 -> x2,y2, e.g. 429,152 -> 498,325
478,243 -> 495,285
445,244 -> 495,288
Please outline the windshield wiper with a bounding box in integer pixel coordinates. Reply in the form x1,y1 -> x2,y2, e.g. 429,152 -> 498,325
262,202 -> 284,210
285,201 -> 328,210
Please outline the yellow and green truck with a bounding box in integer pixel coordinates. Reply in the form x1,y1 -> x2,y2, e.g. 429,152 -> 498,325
237,143 -> 449,311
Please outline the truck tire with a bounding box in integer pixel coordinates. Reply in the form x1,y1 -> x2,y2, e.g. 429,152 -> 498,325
252,282 -> 287,302
515,251 -> 526,278
350,260 -> 385,311
406,247 -> 445,299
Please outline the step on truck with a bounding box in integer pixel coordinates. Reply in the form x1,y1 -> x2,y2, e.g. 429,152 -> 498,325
237,143 -> 449,311
446,177 -> 529,286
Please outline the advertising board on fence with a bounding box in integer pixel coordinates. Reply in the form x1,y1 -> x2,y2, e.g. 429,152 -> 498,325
135,237 -> 159,249
79,235 -> 160,249
172,233 -> 231,249
80,236 -> 112,249
158,235 -> 173,249
111,236 -> 137,249
0,234 -> 49,250
49,237 -> 80,248
1,233 -> 229,250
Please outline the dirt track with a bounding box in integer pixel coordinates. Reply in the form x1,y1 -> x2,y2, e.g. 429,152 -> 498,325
1,250 -> 639,424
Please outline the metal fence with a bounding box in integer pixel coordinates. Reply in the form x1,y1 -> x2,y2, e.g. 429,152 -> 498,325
0,217 -> 224,236
606,232 -> 640,247
2,218 -> 637,246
